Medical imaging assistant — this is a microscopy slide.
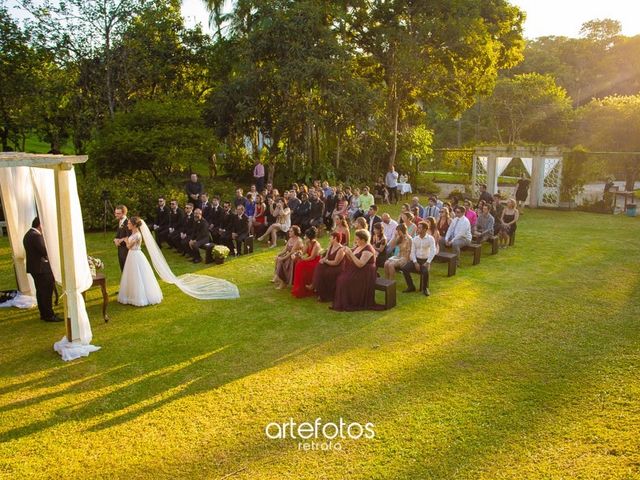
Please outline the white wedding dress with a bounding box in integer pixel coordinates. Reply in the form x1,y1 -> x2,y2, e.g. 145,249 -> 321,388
118,232 -> 163,306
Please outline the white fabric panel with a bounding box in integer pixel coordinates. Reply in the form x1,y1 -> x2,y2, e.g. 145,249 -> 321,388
140,221 -> 240,300
30,168 -> 61,283
496,157 -> 512,178
0,167 -> 37,294
521,158 -> 533,176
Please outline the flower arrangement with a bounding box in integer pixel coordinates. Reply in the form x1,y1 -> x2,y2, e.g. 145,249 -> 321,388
211,245 -> 230,263
87,256 -> 104,277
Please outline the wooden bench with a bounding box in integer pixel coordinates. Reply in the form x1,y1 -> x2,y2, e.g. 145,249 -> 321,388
509,231 -> 516,246
203,235 -> 254,263
375,277 -> 396,309
461,243 -> 482,265
433,252 -> 457,277
473,235 -> 499,255
0,221 -> 6,237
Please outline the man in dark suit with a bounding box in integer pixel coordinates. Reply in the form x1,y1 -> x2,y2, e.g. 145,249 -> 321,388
308,191 -> 325,229
113,205 -> 131,271
364,205 -> 382,235
23,218 -> 62,322
231,204 -> 250,256
167,199 -> 185,250
152,196 -> 171,248
206,196 -> 223,233
212,201 -> 233,245
189,208 -> 211,263
179,203 -> 195,255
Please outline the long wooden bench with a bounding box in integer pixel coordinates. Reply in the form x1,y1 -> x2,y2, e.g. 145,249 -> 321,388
461,243 -> 482,265
375,277 -> 396,309
474,234 -> 499,255
433,252 -> 457,277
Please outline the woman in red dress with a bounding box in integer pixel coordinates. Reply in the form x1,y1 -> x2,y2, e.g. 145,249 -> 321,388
252,194 -> 267,237
291,227 -> 322,298
332,229 -> 380,311
312,231 -> 346,302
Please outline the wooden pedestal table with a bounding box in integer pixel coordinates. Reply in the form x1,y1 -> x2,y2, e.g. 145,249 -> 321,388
82,273 -> 109,322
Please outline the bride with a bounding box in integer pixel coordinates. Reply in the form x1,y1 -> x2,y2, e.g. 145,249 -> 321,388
118,217 -> 239,306
118,217 -> 163,306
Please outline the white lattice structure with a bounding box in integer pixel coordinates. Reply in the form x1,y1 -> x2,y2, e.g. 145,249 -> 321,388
472,146 -> 564,208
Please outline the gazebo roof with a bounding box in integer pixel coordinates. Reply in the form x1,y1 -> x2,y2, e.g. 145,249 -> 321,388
0,152 -> 88,168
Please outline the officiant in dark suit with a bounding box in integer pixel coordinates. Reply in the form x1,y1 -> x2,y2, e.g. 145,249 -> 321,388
23,217 -> 62,322
114,205 -> 131,271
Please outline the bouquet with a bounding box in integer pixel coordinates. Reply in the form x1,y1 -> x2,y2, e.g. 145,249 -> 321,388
212,245 -> 230,262
87,256 -> 104,277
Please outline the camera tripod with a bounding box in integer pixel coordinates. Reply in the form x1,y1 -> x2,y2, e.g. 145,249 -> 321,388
102,194 -> 114,234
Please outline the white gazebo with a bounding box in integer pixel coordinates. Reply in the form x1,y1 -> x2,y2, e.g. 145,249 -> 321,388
0,152 -> 99,361
472,145 -> 564,207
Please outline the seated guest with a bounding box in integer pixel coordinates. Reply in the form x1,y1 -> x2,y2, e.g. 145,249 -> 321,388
185,173 -> 203,208
364,205 -> 382,235
383,223 -> 412,280
491,193 -> 504,235
437,207 -> 451,237
206,196 -> 223,229
463,200 -> 477,226
332,229 -> 380,311
424,215 -> 441,253
400,211 -> 417,237
252,194 -> 267,237
333,215 -> 350,246
167,199 -> 185,250
247,184 -> 259,202
258,197 -> 291,247
375,176 -> 389,204
499,198 -> 519,248
312,231 -> 346,302
411,207 -> 423,226
291,227 -> 322,298
440,206 -> 472,267
323,189 -> 337,230
188,208 -> 210,264
433,194 -> 444,208
423,197 -> 440,219
478,184 -> 493,206
308,190 -> 325,229
353,216 -> 367,231
410,196 -> 425,218
213,201 -> 233,245
473,204 -> 495,243
347,188 -> 362,220
231,204 -> 250,256
273,226 -> 304,289
371,222 -> 388,269
331,192 -> 349,228
398,203 -> 411,223
153,196 -> 170,248
293,192 -> 311,230
178,203 -> 195,254
359,186 -> 375,214
234,188 -> 249,209
401,221 -> 437,296
287,190 -> 301,219
380,213 -> 398,252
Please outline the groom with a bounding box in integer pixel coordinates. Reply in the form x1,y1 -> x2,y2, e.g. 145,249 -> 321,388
113,205 -> 131,271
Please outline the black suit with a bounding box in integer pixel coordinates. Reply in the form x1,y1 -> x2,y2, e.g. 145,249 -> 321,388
167,208 -> 185,249
231,213 -> 250,255
115,217 -> 131,271
207,205 -> 223,231
154,206 -> 171,247
179,212 -> 195,254
365,214 -> 382,235
23,228 -> 55,320
190,218 -> 211,261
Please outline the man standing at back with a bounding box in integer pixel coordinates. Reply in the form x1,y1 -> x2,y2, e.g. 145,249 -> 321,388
385,166 -> 399,204
23,217 -> 62,322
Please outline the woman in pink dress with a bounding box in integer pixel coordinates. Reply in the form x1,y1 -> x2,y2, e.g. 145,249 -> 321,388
291,227 -> 322,298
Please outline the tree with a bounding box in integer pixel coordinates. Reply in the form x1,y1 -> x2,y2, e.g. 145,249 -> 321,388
574,95 -> 640,191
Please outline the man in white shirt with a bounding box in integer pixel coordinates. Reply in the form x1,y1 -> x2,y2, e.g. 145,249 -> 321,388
402,222 -> 436,296
381,213 -> 398,253
441,206 -> 472,266
385,166 -> 399,204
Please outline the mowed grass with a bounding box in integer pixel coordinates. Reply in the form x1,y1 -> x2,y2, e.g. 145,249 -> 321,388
0,208 -> 639,479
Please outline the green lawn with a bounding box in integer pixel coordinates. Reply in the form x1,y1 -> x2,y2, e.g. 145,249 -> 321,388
0,209 -> 639,479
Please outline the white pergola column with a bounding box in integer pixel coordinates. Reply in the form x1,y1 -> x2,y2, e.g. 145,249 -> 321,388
530,156 -> 544,208
486,153 -> 498,194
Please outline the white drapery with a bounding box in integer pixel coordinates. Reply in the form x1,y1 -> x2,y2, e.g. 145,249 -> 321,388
0,165 -> 99,361
521,158 -> 533,176
140,221 -> 239,300
496,157 -> 513,178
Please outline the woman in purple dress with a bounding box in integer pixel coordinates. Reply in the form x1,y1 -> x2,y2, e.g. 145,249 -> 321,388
332,229 -> 380,311
312,231 -> 346,302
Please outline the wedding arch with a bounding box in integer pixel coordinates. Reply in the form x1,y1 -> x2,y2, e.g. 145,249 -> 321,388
0,152 -> 99,361
472,145 -> 564,207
